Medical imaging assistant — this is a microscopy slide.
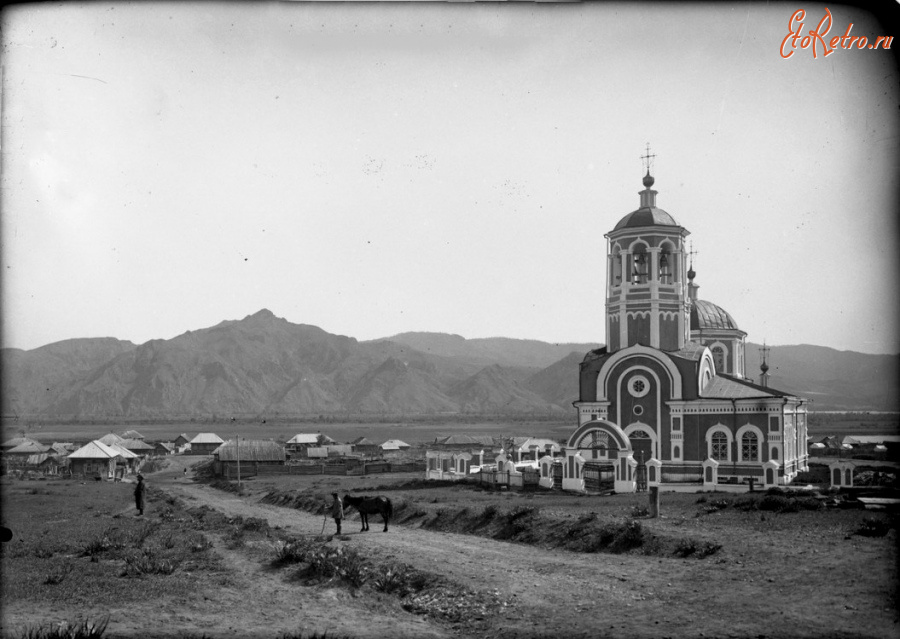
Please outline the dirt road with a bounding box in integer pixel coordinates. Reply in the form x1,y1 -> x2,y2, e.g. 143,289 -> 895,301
148,459 -> 896,639
152,462 -> 728,639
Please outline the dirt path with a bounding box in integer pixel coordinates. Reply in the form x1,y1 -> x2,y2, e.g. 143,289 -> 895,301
150,462 -> 717,639
147,460 -> 896,639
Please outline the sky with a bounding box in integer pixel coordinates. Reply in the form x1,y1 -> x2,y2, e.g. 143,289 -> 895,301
2,1 -> 898,355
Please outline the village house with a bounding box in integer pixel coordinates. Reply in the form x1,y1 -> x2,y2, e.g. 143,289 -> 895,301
285,433 -> 335,457
67,440 -> 122,478
212,439 -> 285,476
348,437 -> 380,456
3,441 -> 50,469
107,443 -> 141,476
380,439 -> 410,452
431,434 -> 494,450
153,442 -> 175,456
98,433 -> 125,447
1,437 -> 42,452
119,438 -> 155,458
187,433 -> 225,455
25,453 -> 63,475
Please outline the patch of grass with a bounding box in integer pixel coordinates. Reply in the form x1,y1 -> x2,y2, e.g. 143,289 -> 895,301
43,563 -> 74,585
122,548 -> 178,576
17,617 -> 109,639
372,563 -> 434,597
733,492 -> 823,514
495,506 -> 538,540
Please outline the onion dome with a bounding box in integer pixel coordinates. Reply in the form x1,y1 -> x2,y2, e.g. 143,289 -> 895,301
613,171 -> 679,230
690,300 -> 741,332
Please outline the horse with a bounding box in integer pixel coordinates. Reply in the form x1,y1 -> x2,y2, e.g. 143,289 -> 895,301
342,495 -> 393,532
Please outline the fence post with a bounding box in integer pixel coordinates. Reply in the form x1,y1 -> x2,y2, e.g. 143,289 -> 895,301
648,486 -> 660,518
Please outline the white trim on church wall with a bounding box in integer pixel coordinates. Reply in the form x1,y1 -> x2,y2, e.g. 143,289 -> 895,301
596,344 -> 683,401
616,365 -> 663,450
706,424 -> 733,462
736,423 -> 766,463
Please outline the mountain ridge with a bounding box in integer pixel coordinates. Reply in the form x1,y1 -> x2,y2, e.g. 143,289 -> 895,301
1,311 -> 896,418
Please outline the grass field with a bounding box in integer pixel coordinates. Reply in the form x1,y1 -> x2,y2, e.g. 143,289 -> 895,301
2,458 -> 898,639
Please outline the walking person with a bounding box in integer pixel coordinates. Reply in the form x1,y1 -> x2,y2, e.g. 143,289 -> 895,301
330,492 -> 343,535
134,474 -> 146,516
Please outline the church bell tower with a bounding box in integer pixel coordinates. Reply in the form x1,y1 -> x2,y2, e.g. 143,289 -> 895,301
605,151 -> 691,353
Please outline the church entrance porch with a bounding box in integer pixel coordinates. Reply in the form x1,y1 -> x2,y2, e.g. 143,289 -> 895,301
583,462 -> 614,493
628,431 -> 654,465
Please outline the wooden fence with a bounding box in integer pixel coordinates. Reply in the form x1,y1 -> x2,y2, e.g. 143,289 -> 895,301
220,460 -> 425,480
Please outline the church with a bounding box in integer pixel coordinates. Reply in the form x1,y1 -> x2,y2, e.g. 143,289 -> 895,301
555,161 -> 809,493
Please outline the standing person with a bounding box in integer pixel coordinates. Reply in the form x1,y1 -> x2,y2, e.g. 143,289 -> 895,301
330,492 -> 343,535
134,474 -> 146,516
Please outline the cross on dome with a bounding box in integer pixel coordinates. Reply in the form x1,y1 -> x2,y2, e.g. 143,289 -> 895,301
640,143 -> 657,187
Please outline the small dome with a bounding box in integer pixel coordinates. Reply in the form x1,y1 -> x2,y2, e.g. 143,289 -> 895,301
690,300 -> 741,332
642,171 -> 655,188
613,207 -> 679,230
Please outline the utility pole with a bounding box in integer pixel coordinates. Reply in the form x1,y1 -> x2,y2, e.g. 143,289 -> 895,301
236,435 -> 241,487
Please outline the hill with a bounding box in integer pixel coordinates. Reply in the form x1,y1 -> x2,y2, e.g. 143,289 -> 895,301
1,311 -> 896,419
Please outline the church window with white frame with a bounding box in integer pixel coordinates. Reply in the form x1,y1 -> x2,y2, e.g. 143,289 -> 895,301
711,431 -> 728,461
741,432 -> 759,462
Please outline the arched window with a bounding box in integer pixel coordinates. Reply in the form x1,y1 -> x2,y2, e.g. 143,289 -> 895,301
711,432 -> 728,460
632,247 -> 648,284
659,247 -> 672,284
741,432 -> 759,462
673,445 -> 680,459
612,247 -> 623,287
771,447 -> 779,461
711,346 -> 726,373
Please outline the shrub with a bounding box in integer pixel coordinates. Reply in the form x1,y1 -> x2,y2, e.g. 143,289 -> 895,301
190,533 -> 213,553
333,547 -> 368,588
372,566 -> 408,594
674,539 -> 722,558
122,548 -> 178,576
129,522 -> 158,547
18,617 -> 109,639
630,504 -> 650,517
478,505 -> 498,523
855,517 -> 892,537
372,563 -> 433,596
43,563 -> 73,585
609,520 -> 644,552
272,539 -> 316,565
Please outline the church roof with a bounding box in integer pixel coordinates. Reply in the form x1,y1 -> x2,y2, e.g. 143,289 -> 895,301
668,341 -> 707,361
691,300 -> 741,332
702,373 -> 799,399
613,207 -> 679,230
